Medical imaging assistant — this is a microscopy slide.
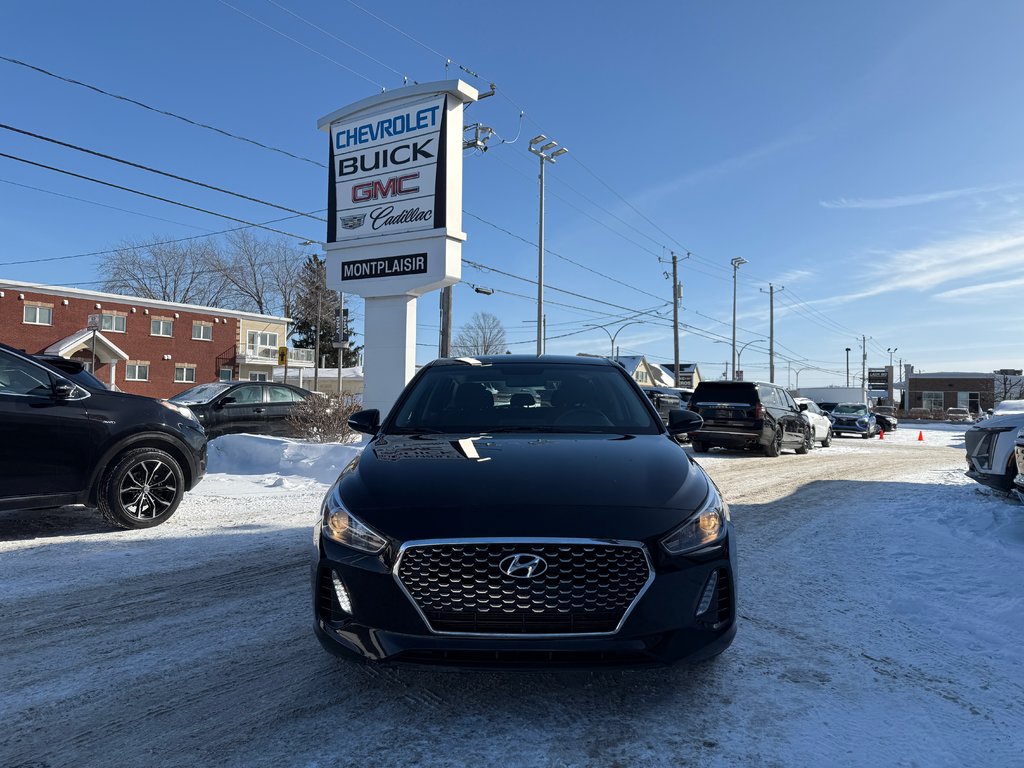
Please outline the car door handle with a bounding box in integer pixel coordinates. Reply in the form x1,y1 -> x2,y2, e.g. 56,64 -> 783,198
254,408 -> 265,414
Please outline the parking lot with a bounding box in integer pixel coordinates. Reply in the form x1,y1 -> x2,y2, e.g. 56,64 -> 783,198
2,424 -> 1022,767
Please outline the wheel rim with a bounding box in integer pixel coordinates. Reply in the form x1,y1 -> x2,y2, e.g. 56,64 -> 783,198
773,430 -> 782,452
118,459 -> 178,520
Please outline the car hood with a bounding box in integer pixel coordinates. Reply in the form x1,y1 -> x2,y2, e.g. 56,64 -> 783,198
970,413 -> 1024,432
336,433 -> 710,542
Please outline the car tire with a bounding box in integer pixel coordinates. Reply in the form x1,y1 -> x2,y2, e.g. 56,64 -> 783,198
795,428 -> 813,454
691,440 -> 708,453
98,448 -> 185,530
821,428 -> 832,448
763,428 -> 782,457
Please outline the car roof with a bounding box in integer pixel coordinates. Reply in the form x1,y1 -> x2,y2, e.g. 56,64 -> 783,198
428,354 -> 616,367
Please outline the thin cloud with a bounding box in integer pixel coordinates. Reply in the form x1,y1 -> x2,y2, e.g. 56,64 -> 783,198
820,183 -> 1015,210
933,274 -> 1024,301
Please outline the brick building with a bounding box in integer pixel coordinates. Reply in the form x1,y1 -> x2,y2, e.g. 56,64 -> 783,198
906,372 -> 995,416
0,279 -> 313,399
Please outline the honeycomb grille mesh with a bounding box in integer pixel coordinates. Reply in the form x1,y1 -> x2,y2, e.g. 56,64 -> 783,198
396,542 -> 650,635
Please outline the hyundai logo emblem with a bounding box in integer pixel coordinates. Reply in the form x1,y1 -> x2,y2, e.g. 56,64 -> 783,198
499,553 -> 548,579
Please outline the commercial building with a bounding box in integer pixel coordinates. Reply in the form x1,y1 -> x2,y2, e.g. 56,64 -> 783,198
0,279 -> 314,399
906,372 -> 995,416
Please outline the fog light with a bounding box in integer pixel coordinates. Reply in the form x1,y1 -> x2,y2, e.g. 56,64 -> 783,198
696,571 -> 719,616
331,570 -> 352,615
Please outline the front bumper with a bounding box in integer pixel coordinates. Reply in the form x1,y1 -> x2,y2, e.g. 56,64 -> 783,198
312,532 -> 737,668
832,421 -> 872,436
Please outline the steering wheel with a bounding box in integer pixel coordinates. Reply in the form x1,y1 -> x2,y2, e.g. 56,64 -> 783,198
552,408 -> 614,427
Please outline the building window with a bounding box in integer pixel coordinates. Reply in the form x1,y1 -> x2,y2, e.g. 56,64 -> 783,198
249,371 -> 268,382
219,368 -> 233,382
921,391 -> 944,412
101,314 -> 126,333
192,321 -> 213,341
126,363 -> 150,381
151,318 -> 173,337
23,305 -> 53,325
246,330 -> 279,359
174,365 -> 197,383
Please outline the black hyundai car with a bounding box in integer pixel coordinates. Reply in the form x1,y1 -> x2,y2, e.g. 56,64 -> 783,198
0,343 -> 206,529
312,355 -> 736,668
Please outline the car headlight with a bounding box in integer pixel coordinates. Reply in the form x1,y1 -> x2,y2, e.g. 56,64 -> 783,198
660,483 -> 730,555
161,400 -> 200,424
321,482 -> 387,554
857,418 -> 868,426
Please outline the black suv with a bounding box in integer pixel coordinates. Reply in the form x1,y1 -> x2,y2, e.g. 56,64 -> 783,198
687,380 -> 811,456
0,343 -> 207,529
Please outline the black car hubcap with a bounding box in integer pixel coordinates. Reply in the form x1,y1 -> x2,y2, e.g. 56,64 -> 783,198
119,459 -> 178,520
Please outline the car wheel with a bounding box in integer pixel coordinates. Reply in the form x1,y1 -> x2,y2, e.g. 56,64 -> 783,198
98,448 -> 185,530
821,428 -> 832,448
795,428 -> 813,454
691,440 -> 708,453
763,428 -> 782,457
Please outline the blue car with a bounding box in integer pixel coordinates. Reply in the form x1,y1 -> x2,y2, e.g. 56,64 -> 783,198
830,402 -> 878,439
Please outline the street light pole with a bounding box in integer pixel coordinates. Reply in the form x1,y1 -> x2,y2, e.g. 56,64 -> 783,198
730,257 -> 747,379
586,321 -> 644,359
735,338 -> 765,380
528,135 -> 568,356
887,347 -> 898,367
845,347 -> 851,387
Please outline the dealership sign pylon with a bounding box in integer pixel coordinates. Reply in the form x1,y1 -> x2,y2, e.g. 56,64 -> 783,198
318,80 -> 478,414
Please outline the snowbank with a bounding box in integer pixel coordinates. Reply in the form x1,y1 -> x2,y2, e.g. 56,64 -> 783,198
206,434 -> 363,485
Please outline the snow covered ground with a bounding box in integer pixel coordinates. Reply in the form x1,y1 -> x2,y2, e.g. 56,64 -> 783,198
1,424 -> 1022,767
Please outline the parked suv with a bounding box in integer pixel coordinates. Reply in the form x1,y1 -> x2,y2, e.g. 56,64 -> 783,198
0,343 -> 207,529
640,385 -> 684,424
964,412 -> 1024,492
687,380 -> 811,456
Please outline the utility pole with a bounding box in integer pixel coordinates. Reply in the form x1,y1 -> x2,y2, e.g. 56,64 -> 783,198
664,252 -> 688,386
759,283 -> 783,383
730,257 -> 747,378
861,335 -> 867,397
439,286 -> 452,357
845,347 -> 851,387
528,135 -> 568,355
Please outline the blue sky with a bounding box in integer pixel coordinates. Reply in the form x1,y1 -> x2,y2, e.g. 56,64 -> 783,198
3,1 -> 1023,386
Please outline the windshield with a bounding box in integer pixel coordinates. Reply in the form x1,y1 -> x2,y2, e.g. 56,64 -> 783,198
169,382 -> 231,405
833,404 -> 867,415
387,362 -> 661,435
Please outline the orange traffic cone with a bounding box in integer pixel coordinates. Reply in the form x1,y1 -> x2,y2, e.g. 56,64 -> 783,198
917,431 -> 924,441
879,430 -> 885,440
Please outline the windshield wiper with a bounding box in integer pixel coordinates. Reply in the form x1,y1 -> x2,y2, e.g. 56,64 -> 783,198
387,427 -> 446,435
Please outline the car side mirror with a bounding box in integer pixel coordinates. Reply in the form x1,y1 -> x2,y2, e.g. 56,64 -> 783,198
348,408 -> 380,435
798,403 -> 808,412
53,381 -> 75,399
667,408 -> 703,435
216,396 -> 236,408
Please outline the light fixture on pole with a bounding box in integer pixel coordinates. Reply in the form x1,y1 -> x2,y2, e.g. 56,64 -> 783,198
887,347 -> 898,367
585,321 -> 645,359
730,257 -> 747,378
528,134 -> 568,356
735,338 -> 766,380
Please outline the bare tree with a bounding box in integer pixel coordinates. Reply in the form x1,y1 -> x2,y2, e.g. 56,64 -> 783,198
100,237 -> 233,307
215,232 -> 304,317
452,312 -> 507,356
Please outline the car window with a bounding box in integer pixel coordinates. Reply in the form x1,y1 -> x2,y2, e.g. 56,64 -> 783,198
693,382 -> 758,405
230,385 -> 265,405
833,404 -> 867,415
388,362 -> 660,434
779,389 -> 798,411
757,385 -> 779,408
171,382 -> 231,405
0,352 -> 54,397
268,386 -> 304,403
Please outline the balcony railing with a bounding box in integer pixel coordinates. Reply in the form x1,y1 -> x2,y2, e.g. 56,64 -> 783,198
237,345 -> 315,366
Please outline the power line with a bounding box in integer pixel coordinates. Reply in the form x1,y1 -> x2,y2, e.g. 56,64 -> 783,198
263,0 -> 407,81
0,55 -> 325,168
0,151 -> 317,241
0,177 -> 209,231
0,123 -> 327,222
217,0 -> 385,90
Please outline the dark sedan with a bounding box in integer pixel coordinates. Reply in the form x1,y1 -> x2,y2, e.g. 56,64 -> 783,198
169,381 -> 314,438
312,355 -> 735,668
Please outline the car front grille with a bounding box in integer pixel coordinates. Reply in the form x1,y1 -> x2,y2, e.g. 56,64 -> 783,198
395,541 -> 652,636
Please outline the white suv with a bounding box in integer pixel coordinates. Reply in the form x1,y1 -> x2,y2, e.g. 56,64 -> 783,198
965,413 -> 1024,492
